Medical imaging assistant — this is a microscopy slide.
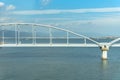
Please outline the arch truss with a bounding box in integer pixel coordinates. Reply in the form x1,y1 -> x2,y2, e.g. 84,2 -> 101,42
0,23 -> 105,47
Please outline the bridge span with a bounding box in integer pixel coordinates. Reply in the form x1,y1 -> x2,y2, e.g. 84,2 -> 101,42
0,23 -> 120,60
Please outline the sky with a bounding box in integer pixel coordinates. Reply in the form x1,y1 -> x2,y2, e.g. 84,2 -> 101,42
1,0 -> 120,37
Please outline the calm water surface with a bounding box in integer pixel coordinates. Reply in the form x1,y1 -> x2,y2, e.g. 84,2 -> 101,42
0,47 -> 120,80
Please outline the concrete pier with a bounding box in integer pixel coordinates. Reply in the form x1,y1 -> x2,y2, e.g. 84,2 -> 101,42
100,45 -> 109,60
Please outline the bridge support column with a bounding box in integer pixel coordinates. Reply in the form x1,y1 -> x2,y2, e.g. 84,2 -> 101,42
100,45 -> 109,60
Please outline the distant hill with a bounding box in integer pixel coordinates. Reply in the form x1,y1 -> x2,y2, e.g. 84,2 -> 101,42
0,30 -> 31,37
0,30 -> 49,37
0,30 -> 118,39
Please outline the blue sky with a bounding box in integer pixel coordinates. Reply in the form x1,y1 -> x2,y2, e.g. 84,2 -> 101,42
1,0 -> 120,37
1,0 -> 120,9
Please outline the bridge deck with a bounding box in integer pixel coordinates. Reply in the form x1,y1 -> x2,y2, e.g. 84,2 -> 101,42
0,44 -> 99,47
0,44 -> 120,47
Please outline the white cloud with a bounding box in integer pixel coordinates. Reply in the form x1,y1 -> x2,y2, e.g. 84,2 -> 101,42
40,0 -> 51,9
0,17 -> 10,22
0,2 -> 4,8
6,5 -> 16,10
12,7 -> 120,15
12,10 -> 61,15
41,0 -> 51,6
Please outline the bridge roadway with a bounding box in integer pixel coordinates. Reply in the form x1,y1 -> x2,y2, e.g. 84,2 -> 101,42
0,43 -> 120,47
0,43 -> 98,47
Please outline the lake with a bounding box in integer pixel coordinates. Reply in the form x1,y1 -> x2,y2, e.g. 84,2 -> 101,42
0,47 -> 120,80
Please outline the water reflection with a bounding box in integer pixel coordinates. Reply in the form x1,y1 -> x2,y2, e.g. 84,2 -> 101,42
101,60 -> 108,70
100,60 -> 110,80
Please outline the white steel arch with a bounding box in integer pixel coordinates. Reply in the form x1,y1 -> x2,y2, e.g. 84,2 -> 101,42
0,23 -> 100,46
109,38 -> 120,46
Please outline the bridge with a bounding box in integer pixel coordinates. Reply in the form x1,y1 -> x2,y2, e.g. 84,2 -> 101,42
0,23 -> 120,60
